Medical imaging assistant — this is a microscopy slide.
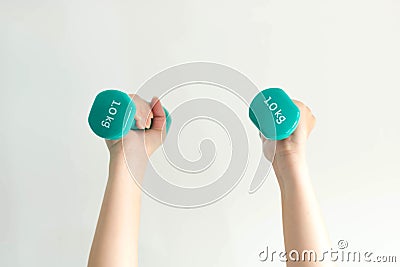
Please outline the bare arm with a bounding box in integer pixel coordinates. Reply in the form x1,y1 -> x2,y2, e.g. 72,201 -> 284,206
88,96 -> 167,267
275,154 -> 334,266
262,100 -> 335,266
87,153 -> 145,267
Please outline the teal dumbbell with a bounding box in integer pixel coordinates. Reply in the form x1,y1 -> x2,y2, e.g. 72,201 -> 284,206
249,88 -> 300,140
88,89 -> 171,140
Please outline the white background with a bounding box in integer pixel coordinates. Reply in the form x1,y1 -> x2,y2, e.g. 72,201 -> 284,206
1,0 -> 399,266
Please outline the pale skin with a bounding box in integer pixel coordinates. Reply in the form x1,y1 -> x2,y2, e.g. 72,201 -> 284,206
87,96 -> 335,267
262,100 -> 336,266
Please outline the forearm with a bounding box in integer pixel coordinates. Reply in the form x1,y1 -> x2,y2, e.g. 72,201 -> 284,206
274,155 -> 335,266
88,153 -> 147,267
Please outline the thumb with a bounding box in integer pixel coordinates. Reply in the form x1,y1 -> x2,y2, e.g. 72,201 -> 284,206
150,97 -> 166,131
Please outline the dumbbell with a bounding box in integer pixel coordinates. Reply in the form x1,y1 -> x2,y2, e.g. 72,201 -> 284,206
249,88 -> 300,140
88,89 -> 171,140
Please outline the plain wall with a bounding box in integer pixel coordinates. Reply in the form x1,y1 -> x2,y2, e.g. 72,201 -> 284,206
1,0 -> 399,266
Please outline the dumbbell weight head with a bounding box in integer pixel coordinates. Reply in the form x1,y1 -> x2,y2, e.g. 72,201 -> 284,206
88,89 -> 171,140
249,88 -> 300,140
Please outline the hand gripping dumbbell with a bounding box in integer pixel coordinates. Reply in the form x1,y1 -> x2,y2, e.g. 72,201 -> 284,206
249,88 -> 300,140
88,89 -> 171,140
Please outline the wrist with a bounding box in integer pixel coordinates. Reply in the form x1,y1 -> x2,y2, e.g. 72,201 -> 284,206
108,146 -> 150,184
109,150 -> 150,167
108,154 -> 148,189
273,150 -> 306,170
109,147 -> 124,160
272,152 -> 311,191
109,141 -> 150,162
108,152 -> 130,175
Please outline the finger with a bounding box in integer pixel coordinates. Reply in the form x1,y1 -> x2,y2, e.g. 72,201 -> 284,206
128,94 -> 144,129
150,97 -> 166,131
145,111 -> 153,129
134,114 -> 145,129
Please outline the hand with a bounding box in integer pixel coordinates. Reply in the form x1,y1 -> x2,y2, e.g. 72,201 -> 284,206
260,100 -> 315,168
106,95 -> 168,159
